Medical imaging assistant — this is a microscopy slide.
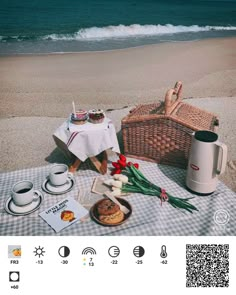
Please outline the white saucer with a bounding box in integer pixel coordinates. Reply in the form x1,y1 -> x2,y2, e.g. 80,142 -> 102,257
5,192 -> 44,216
42,176 -> 75,195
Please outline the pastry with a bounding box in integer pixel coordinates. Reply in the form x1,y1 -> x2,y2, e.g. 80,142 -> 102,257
61,210 -> 76,222
97,199 -> 119,216
71,110 -> 88,124
99,210 -> 124,224
12,248 -> 21,256
88,109 -> 105,123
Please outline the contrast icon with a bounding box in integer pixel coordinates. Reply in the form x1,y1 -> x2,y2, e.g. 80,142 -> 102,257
108,246 -> 120,258
9,271 -> 20,282
58,246 -> 70,258
82,247 -> 96,255
133,246 -> 145,258
33,246 -> 45,258
160,245 -> 167,258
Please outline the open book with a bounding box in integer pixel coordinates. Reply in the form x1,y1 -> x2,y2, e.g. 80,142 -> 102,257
39,197 -> 88,233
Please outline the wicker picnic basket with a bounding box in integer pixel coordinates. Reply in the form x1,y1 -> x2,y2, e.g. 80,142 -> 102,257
121,81 -> 219,168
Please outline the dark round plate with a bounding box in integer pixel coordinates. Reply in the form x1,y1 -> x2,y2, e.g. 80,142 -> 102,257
90,197 -> 132,227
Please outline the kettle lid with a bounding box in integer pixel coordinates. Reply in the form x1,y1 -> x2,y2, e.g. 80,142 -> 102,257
195,130 -> 218,143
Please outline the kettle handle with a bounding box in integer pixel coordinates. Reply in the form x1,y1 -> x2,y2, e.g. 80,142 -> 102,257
215,142 -> 227,175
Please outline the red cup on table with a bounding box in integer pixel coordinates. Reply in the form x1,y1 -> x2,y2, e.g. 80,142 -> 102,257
72,110 -> 88,121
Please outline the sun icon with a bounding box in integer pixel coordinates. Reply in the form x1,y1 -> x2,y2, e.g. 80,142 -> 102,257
33,246 -> 45,258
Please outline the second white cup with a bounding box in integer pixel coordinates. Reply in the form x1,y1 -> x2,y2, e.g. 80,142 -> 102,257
49,164 -> 71,186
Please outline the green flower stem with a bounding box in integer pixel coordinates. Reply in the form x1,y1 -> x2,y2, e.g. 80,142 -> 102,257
121,164 -> 198,213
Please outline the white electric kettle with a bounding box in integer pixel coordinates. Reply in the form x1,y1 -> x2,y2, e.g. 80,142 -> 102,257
186,130 -> 227,195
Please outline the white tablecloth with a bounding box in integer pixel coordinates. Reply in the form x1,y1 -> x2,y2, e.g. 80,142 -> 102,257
53,117 -> 120,161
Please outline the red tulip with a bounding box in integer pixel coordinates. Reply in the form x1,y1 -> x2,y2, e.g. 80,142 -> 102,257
111,154 -> 139,175
119,154 -> 127,162
111,168 -> 121,175
127,162 -> 139,169
112,162 -> 120,169
117,159 -> 126,168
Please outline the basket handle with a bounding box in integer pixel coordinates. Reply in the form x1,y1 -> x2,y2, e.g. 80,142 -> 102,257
164,81 -> 183,115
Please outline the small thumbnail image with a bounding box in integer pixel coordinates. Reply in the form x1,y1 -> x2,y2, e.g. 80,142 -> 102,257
8,245 -> 21,258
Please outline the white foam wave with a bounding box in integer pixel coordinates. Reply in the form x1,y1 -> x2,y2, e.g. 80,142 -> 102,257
43,24 -> 236,41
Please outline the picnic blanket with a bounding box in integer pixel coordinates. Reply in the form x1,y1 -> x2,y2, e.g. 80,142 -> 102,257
0,156 -> 235,236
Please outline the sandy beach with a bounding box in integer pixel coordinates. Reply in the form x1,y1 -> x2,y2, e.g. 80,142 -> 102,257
0,37 -> 235,191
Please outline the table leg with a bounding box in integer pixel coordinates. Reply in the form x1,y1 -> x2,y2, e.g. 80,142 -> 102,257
90,150 -> 108,175
90,156 -> 102,172
69,158 -> 82,173
100,150 -> 108,174
69,151 -> 108,174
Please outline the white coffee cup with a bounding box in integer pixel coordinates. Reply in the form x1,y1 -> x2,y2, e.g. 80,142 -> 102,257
12,180 -> 40,207
49,164 -> 72,186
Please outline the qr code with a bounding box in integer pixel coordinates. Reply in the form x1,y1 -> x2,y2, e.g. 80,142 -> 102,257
186,244 -> 229,287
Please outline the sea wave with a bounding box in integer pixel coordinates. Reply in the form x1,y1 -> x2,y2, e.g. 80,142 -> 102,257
43,24 -> 236,40
1,24 -> 236,42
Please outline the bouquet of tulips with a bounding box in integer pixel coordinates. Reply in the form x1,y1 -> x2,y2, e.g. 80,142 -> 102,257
106,155 -> 198,214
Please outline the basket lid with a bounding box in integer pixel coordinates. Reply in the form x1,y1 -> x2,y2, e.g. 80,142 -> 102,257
171,102 -> 218,130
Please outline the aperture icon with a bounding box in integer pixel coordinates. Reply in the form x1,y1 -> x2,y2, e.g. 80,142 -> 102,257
9,271 -> 20,282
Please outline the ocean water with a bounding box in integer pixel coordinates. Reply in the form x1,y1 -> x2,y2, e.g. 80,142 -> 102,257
0,0 -> 236,55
